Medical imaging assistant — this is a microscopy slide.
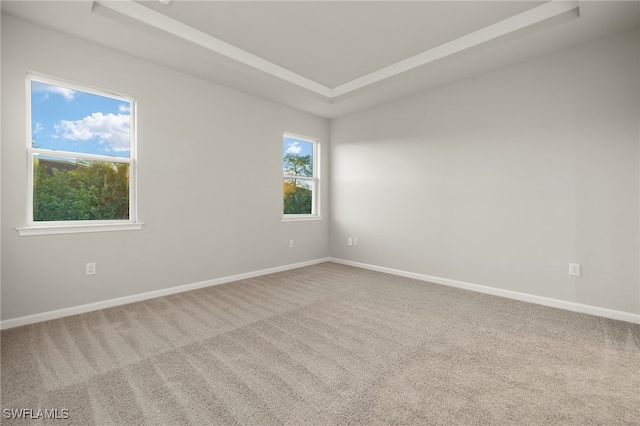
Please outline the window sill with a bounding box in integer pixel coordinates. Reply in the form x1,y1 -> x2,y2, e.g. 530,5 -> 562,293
16,222 -> 144,236
281,215 -> 322,222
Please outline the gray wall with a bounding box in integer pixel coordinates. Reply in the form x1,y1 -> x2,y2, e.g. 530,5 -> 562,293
1,16 -> 330,320
2,14 -> 639,322
330,29 -> 640,315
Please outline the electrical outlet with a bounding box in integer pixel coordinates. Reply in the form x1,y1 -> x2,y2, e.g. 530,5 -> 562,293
348,237 -> 353,246
353,238 -> 358,246
569,263 -> 580,277
289,240 -> 294,248
86,262 -> 96,276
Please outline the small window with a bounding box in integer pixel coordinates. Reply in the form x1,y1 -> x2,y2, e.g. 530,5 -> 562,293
283,134 -> 320,219
20,74 -> 140,235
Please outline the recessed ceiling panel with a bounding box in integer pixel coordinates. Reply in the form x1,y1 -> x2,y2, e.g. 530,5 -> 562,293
136,1 -> 546,88
2,1 -> 638,119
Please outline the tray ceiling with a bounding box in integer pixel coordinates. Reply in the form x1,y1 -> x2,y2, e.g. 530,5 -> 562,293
2,1 -> 639,118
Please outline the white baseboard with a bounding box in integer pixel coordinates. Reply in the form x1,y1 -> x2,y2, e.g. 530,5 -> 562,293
1,258 -> 330,330
329,257 -> 640,325
5,256 -> 637,329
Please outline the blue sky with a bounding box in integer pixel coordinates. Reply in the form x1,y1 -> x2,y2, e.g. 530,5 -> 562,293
283,136 -> 312,158
31,80 -> 131,158
283,137 -> 314,176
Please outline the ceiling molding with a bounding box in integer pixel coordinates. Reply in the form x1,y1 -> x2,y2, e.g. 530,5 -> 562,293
92,0 -> 332,98
331,1 -> 580,97
93,0 -> 579,101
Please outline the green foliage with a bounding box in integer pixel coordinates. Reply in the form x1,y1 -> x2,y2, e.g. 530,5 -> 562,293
283,153 -> 312,177
283,153 -> 313,214
33,158 -> 129,221
283,180 -> 312,214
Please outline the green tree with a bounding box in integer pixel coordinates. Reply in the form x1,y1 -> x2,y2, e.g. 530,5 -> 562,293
283,153 -> 312,177
33,158 -> 129,221
283,154 -> 313,214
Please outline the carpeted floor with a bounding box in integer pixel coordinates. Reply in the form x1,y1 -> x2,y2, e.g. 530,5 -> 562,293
1,262 -> 639,425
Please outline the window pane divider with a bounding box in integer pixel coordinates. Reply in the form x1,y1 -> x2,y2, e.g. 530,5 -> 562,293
30,148 -> 131,164
283,175 -> 313,179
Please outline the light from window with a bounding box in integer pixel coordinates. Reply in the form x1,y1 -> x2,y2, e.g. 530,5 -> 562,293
283,134 -> 318,216
27,75 -> 136,225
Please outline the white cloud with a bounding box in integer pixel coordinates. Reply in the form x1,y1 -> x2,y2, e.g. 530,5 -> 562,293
118,104 -> 130,113
33,122 -> 44,135
54,112 -> 130,152
32,81 -> 76,101
286,141 -> 302,155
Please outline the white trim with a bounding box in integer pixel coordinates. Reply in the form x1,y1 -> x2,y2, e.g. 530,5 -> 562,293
329,258 -> 640,325
281,215 -> 322,222
93,0 -> 579,99
17,222 -> 144,236
25,72 -> 140,232
283,174 -> 313,180
283,132 -> 320,217
331,1 -> 580,97
0,258 -> 330,330
28,71 -> 133,102
32,149 -> 132,164
283,132 -> 317,144
93,0 -> 332,98
26,75 -> 34,224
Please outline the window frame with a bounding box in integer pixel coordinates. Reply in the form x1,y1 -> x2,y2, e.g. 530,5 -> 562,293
282,132 -> 321,221
17,73 -> 143,236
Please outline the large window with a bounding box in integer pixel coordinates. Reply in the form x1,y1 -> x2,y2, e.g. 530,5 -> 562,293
283,133 -> 320,219
20,74 -> 140,235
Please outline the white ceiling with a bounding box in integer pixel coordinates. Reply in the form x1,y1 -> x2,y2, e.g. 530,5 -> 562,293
2,1 -> 639,119
135,1 -> 547,88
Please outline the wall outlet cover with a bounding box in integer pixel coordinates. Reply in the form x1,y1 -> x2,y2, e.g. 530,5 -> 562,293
569,263 -> 580,277
86,262 -> 96,276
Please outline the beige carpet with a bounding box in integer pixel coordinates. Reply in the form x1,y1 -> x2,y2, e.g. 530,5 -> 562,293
1,262 -> 639,425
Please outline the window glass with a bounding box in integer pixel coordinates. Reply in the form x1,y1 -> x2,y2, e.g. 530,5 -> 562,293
283,135 -> 317,216
33,155 -> 130,221
31,80 -> 130,157
28,75 -> 134,224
